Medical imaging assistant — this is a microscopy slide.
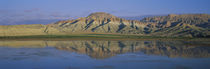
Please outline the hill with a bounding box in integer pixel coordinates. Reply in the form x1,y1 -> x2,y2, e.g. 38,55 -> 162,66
0,12 -> 210,37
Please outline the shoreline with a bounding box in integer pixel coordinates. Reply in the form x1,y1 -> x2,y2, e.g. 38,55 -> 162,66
0,35 -> 209,41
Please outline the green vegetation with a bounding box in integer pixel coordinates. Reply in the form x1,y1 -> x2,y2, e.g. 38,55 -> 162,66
0,34 -> 202,40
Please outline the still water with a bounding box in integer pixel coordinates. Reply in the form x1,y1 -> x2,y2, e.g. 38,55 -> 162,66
0,40 -> 210,69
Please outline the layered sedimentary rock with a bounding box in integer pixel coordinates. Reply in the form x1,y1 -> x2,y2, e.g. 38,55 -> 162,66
46,12 -> 146,35
0,12 -> 210,37
141,14 -> 210,37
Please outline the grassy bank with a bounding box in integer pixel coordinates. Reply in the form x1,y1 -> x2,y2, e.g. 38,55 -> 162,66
0,34 -> 188,39
0,34 -> 209,41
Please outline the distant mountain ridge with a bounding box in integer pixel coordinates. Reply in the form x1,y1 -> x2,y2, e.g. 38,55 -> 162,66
0,12 -> 210,37
0,19 -> 60,25
120,14 -> 167,20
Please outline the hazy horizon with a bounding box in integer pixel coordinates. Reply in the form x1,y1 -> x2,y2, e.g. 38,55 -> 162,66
0,0 -> 210,25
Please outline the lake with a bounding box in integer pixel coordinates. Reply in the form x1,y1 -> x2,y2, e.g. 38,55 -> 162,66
0,40 -> 210,69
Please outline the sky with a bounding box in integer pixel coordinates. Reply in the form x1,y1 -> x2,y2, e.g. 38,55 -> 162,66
0,0 -> 210,25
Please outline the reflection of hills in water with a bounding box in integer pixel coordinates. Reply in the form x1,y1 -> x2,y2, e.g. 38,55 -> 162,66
0,40 -> 210,59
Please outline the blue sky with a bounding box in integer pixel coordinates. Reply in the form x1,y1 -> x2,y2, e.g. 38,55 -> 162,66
1,0 -> 210,16
0,0 -> 210,25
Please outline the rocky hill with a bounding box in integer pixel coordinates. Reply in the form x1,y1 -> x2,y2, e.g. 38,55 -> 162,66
0,12 -> 210,37
141,14 -> 210,37
47,12 -> 146,35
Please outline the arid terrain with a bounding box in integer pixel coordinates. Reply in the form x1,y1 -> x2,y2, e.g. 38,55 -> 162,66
1,12 -> 209,38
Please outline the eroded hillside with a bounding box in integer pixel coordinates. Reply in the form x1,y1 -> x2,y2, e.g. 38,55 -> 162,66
0,12 -> 210,37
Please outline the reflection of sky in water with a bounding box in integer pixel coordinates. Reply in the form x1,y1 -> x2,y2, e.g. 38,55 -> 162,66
0,40 -> 210,69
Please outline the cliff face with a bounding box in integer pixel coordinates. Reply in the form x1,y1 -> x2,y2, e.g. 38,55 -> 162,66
47,12 -> 146,35
0,12 -> 210,37
141,14 -> 210,37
